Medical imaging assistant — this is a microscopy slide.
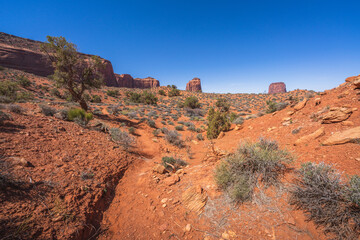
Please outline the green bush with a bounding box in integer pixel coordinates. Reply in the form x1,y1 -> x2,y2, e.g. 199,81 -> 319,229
215,98 -> 230,112
128,91 -> 158,105
0,81 -> 18,101
290,163 -> 360,239
18,75 -> 31,87
265,100 -> 288,114
168,88 -> 180,97
67,108 -> 93,126
196,133 -> 204,141
128,127 -> 135,135
107,89 -> 119,97
184,96 -> 200,109
175,125 -> 184,131
206,107 -> 230,139
215,138 -> 293,202
158,89 -> 166,96
50,88 -> 62,98
91,95 -> 102,103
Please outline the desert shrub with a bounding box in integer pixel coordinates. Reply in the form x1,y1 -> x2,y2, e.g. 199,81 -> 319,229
40,104 -> 57,116
91,95 -> 102,103
290,163 -> 360,239
50,88 -> 62,98
196,133 -> 204,141
15,91 -> 32,102
185,108 -> 204,117
8,104 -> 24,114
128,127 -> 135,135
266,100 -> 288,114
184,96 -> 200,109
229,112 -> 237,122
206,107 -> 230,139
0,81 -> 18,101
0,66 -> 4,71
215,138 -> 293,202
147,119 -> 156,128
128,111 -> 138,119
67,108 -> 93,126
153,129 -> 161,136
0,110 -> 12,124
188,125 -> 196,132
161,127 -> 169,134
164,130 -> 184,148
168,87 -> 180,97
18,75 -> 31,87
141,91 -> 158,105
107,89 -> 119,97
232,116 -> 244,125
161,156 -> 187,171
216,98 -> 230,112
175,125 -> 184,131
109,128 -> 135,150
158,89 -> 166,96
0,96 -> 12,103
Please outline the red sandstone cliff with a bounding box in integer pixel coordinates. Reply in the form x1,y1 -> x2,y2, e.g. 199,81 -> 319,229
115,74 -> 160,89
268,82 -> 286,94
186,78 -> 202,92
0,32 -> 117,86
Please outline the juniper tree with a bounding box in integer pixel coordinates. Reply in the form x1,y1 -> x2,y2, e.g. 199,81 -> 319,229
41,36 -> 104,111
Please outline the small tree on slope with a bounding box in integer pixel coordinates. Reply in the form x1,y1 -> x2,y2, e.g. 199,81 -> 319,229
41,36 -> 104,111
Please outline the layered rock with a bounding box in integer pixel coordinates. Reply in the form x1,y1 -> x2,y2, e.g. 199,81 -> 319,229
186,78 -> 202,92
115,74 -> 160,89
268,82 -> 286,94
0,32 -> 117,86
134,77 -> 160,88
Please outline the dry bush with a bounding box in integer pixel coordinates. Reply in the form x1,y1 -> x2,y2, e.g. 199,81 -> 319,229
109,128 -> 135,151
40,104 -> 57,116
290,162 -> 360,240
164,130 -> 184,148
215,138 -> 293,202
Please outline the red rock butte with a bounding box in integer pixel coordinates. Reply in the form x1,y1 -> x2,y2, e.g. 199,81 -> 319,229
268,82 -> 287,94
114,74 -> 160,89
186,77 -> 202,92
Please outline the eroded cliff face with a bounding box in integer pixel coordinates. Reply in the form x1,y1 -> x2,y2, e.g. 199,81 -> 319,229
268,82 -> 287,94
0,32 -> 117,86
186,78 -> 202,92
114,74 -> 160,89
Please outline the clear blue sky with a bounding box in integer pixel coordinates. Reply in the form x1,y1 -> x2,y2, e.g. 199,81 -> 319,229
1,0 -> 360,93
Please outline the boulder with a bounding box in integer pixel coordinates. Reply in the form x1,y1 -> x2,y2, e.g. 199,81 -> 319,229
354,79 -> 360,89
294,127 -> 325,145
321,107 -> 352,124
293,98 -> 308,111
186,78 -> 202,92
322,126 -> 360,145
268,82 -> 286,94
345,75 -> 360,82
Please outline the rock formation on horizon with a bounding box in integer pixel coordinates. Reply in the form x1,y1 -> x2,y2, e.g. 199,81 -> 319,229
186,77 -> 202,92
268,82 -> 286,94
115,74 -> 160,89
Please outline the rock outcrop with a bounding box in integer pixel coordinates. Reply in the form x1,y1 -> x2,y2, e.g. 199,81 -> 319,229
268,82 -> 286,94
134,77 -> 160,88
186,78 -> 202,92
0,32 -> 117,87
322,126 -> 360,145
321,107 -> 352,124
114,74 -> 160,89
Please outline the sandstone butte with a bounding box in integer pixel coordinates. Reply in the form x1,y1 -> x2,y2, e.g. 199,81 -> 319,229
268,82 -> 287,94
0,32 -> 160,89
186,77 -> 202,92
115,74 -> 160,89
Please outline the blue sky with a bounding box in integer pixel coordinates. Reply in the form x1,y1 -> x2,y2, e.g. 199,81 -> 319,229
1,0 -> 360,93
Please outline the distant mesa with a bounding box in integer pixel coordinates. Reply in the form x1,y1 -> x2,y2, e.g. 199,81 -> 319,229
0,32 -> 160,89
186,77 -> 202,92
115,74 -> 160,89
268,82 -> 286,94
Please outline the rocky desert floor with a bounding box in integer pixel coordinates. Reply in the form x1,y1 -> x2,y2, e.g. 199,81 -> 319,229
0,68 -> 359,240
